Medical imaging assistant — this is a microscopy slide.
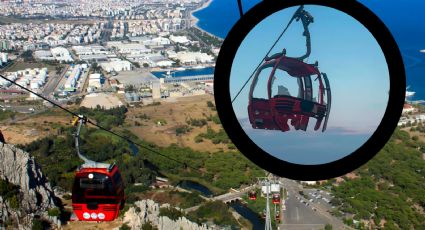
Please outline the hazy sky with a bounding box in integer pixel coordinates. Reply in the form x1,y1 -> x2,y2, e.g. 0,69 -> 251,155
229,5 -> 390,164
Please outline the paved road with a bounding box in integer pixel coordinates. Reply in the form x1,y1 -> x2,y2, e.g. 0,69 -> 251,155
42,65 -> 69,97
281,190 -> 329,229
279,179 -> 351,230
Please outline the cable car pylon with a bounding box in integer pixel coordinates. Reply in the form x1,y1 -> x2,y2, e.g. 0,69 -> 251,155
264,179 -> 272,230
254,175 -> 281,230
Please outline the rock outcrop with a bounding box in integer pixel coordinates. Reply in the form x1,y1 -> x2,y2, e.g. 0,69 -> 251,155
0,143 -> 58,228
122,199 -> 211,230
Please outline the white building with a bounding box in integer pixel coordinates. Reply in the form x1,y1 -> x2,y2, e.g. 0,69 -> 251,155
261,183 -> 281,194
100,60 -> 132,72
142,37 -> 171,47
64,65 -> 82,91
402,103 -> 417,114
175,51 -> 214,64
88,73 -> 102,88
51,47 -> 74,62
107,42 -> 151,54
34,50 -> 55,61
3,68 -> 47,90
169,35 -> 190,44
155,59 -> 175,67
0,52 -> 8,63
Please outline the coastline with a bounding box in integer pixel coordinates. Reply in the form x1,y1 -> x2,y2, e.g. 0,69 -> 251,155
189,0 -> 223,40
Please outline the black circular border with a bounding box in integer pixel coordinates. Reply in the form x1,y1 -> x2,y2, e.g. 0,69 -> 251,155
214,0 -> 405,180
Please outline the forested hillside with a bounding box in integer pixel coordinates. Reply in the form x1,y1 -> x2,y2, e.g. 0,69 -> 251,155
329,129 -> 425,229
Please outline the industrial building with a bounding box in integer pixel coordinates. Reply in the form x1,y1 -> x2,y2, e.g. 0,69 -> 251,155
169,35 -> 191,44
72,45 -> 114,62
50,47 -> 74,62
34,50 -> 55,61
64,65 -> 82,91
125,92 -> 141,102
111,71 -> 159,87
174,51 -> 214,65
0,68 -> 48,90
100,60 -> 132,73
161,74 -> 214,84
0,52 -> 8,64
107,42 -> 151,54
88,73 -> 103,90
35,47 -> 73,62
128,36 -> 171,47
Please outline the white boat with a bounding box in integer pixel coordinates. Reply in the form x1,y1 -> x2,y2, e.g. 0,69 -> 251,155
420,49 -> 425,53
163,70 -> 174,78
406,91 -> 415,97
193,65 -> 205,69
175,67 -> 186,71
406,86 -> 415,98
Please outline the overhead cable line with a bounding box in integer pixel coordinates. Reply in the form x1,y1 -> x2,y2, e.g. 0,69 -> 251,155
237,0 -> 244,17
231,5 -> 304,103
0,73 -> 200,172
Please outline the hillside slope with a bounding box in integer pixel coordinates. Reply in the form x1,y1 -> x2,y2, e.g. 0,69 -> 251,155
0,143 -> 59,229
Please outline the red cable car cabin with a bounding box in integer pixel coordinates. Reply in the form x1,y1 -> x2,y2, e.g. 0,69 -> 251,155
272,193 -> 280,204
248,190 -> 257,200
248,52 -> 331,132
72,164 -> 125,221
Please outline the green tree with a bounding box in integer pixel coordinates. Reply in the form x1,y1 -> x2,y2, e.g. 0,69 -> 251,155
47,208 -> 60,217
324,224 -> 332,230
142,221 -> 157,230
119,223 -> 131,230
22,50 -> 34,62
159,207 -> 183,221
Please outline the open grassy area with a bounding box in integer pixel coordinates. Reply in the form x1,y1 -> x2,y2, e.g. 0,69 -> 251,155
5,61 -> 62,73
126,94 -> 229,153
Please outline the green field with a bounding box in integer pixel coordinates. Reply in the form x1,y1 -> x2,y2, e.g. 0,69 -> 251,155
5,61 -> 63,73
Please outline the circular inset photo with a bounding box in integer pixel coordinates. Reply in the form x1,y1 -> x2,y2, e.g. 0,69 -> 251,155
214,0 -> 405,180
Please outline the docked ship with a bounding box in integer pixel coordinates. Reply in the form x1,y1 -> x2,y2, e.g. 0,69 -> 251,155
193,65 -> 205,69
406,86 -> 415,99
175,67 -> 186,71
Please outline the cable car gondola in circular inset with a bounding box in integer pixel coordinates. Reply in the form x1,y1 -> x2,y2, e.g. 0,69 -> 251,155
247,6 -> 331,133
248,51 -> 331,132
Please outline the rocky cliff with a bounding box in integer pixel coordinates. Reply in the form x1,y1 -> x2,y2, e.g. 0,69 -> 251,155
0,142 -> 58,228
122,199 -> 211,230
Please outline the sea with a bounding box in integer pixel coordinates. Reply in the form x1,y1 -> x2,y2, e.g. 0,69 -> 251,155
151,66 -> 214,78
192,0 -> 425,101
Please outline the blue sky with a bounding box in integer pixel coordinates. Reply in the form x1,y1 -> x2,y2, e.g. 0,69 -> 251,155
229,5 -> 390,164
